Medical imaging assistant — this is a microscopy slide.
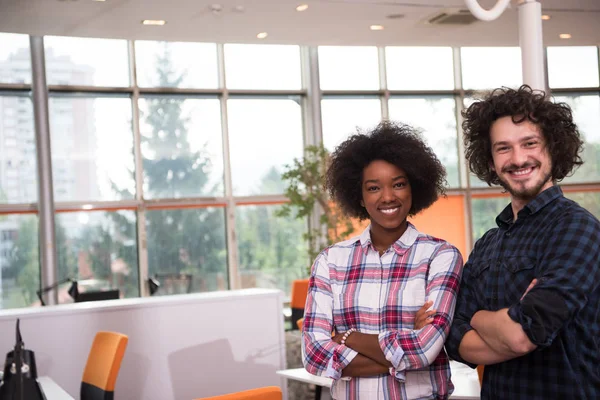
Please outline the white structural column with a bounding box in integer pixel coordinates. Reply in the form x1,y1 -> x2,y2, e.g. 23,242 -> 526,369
518,0 -> 545,91
30,36 -> 58,305
464,0 -> 546,91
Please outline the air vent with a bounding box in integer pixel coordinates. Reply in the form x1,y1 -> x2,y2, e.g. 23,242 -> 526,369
427,9 -> 478,25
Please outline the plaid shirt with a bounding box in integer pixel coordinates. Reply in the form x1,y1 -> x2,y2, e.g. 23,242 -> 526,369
446,186 -> 600,400
302,223 -> 463,399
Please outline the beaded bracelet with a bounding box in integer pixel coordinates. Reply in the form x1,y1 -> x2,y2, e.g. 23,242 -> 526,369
340,328 -> 357,346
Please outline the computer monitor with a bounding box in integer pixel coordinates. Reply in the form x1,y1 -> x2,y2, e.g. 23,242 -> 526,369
75,289 -> 120,303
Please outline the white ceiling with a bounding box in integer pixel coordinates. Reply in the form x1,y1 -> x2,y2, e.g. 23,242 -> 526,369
0,0 -> 599,47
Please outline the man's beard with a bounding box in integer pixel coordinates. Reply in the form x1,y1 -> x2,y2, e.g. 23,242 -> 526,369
497,163 -> 553,201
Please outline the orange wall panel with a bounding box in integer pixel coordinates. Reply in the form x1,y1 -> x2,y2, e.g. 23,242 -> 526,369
409,195 -> 467,259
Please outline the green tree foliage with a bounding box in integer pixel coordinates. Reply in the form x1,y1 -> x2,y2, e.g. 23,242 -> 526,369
141,46 -> 226,287
276,145 -> 354,268
5,216 -> 76,306
236,167 -> 309,293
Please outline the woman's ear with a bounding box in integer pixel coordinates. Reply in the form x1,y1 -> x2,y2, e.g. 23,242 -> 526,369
360,200 -> 365,207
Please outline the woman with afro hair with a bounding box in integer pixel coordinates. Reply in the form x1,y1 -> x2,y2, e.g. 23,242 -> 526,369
302,121 -> 464,399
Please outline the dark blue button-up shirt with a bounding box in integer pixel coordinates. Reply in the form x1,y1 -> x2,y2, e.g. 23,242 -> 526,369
446,185 -> 600,400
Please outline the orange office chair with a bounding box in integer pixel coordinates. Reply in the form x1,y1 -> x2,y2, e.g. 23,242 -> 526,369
81,331 -> 129,400
194,386 -> 282,400
290,279 -> 310,330
476,365 -> 484,386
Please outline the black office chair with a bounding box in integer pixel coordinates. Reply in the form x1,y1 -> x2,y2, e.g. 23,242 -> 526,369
149,273 -> 193,296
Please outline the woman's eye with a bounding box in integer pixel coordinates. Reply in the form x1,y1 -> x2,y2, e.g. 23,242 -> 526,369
394,182 -> 406,188
367,186 -> 378,192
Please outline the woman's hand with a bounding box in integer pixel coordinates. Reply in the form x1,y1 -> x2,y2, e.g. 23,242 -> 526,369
332,331 -> 345,345
415,300 -> 436,329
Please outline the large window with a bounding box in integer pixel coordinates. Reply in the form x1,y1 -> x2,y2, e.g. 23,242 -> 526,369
224,44 -> 302,90
139,97 -> 224,198
49,96 -> 135,202
386,47 -> 454,90
146,207 -> 227,294
227,98 -> 304,196
0,33 -> 31,84
554,94 -> 600,184
135,41 -> 219,89
547,47 -> 599,89
0,95 -> 37,203
1,31 -> 599,310
471,196 -> 510,242
44,36 -> 130,87
321,98 -> 382,151
388,96 -> 459,187
319,46 -> 380,90
0,214 -> 38,309
236,205 -> 308,294
55,210 -> 139,301
461,47 -> 522,90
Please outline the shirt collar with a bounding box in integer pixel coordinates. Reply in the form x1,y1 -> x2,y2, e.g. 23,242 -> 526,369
496,185 -> 563,228
358,222 -> 418,255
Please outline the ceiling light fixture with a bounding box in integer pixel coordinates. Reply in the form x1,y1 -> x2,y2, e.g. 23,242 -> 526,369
559,33 -> 571,39
142,19 -> 166,26
296,4 -> 308,11
92,0 -> 106,2
370,25 -> 384,31
541,14 -> 550,20
257,32 -> 268,39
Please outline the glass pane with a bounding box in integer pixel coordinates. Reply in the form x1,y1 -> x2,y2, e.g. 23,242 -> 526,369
228,98 -> 303,196
389,97 -> 459,187
135,41 -> 218,89
49,97 -> 135,202
547,47 -> 599,89
321,98 -> 381,151
0,214 -> 39,309
56,210 -> 139,301
0,33 -> 31,84
45,36 -> 129,87
564,191 -> 600,219
0,95 -> 37,203
471,197 -> 509,244
461,47 -> 522,90
224,44 -> 301,90
319,46 -> 379,90
386,47 -> 454,90
146,207 -> 227,294
139,97 -> 224,198
236,205 -> 309,296
554,94 -> 600,184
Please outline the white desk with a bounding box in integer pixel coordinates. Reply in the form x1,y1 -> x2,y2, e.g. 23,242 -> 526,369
277,361 -> 480,399
37,376 -> 75,400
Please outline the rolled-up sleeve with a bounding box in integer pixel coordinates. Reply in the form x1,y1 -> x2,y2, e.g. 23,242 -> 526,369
302,251 -> 358,380
507,213 -> 600,348
378,243 -> 463,374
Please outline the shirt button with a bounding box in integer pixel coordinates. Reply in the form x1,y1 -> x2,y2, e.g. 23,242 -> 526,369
505,232 -> 511,237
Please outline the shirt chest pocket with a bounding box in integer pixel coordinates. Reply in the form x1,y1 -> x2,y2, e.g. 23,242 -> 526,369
499,256 -> 537,304
472,257 -> 536,307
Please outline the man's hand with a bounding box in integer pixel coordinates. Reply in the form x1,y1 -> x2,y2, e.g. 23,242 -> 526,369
415,300 -> 436,329
521,278 -> 538,300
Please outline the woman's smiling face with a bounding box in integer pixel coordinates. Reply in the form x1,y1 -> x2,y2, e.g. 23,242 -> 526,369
361,160 -> 412,234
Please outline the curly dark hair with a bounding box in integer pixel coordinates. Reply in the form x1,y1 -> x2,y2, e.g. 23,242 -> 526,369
463,85 -> 583,186
325,121 -> 447,220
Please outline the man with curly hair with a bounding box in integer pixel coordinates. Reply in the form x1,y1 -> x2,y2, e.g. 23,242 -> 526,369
446,85 -> 600,399
302,121 -> 464,399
